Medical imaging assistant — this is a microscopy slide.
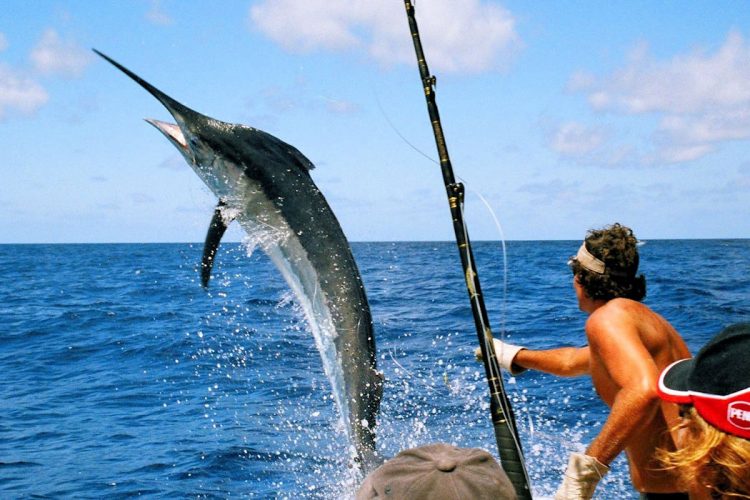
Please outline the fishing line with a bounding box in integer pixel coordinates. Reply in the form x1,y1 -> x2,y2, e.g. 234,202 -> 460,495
458,197 -> 528,463
374,91 -> 439,167
470,189 -> 509,341
375,89 -> 510,342
387,350 -> 437,394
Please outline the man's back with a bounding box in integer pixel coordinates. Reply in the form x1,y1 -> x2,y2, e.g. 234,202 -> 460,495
586,298 -> 690,492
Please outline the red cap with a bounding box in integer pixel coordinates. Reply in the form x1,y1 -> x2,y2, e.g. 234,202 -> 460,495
657,323 -> 750,440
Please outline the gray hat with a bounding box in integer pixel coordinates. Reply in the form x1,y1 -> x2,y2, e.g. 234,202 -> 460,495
355,443 -> 517,500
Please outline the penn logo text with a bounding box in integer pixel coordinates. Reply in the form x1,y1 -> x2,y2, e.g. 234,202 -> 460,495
727,401 -> 750,430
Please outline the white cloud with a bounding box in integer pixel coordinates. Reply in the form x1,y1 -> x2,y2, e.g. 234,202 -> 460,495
249,0 -> 521,74
30,29 -> 92,78
569,31 -> 750,164
320,96 -> 359,114
659,108 -> 750,144
250,80 -> 359,116
583,34 -> 750,115
650,108 -> 750,163
0,30 -> 96,120
0,63 -> 49,120
654,144 -> 714,164
549,121 -> 639,166
146,0 -> 174,26
250,0 -> 364,52
260,85 -> 301,113
550,122 -> 605,156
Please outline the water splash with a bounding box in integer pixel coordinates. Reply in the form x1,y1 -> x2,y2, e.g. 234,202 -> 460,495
191,241 -> 363,493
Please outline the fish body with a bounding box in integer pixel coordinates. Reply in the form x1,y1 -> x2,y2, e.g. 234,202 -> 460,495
95,50 -> 382,471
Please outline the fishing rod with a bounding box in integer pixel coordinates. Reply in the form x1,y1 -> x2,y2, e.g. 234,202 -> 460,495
402,2 -> 531,498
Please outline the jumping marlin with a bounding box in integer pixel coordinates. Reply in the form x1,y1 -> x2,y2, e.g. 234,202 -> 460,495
94,50 -> 383,472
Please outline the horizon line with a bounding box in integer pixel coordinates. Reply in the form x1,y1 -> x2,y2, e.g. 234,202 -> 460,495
1,237 -> 748,246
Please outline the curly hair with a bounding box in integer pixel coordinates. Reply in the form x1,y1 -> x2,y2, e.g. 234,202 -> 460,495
569,223 -> 646,301
657,406 -> 750,499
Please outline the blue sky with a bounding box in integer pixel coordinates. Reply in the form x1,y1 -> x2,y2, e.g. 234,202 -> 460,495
2,1 -> 749,243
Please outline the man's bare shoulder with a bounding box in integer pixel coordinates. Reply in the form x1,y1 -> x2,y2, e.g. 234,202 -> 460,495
589,298 -> 661,325
585,298 -> 670,345
587,298 -> 644,327
585,303 -> 635,349
586,298 -> 685,357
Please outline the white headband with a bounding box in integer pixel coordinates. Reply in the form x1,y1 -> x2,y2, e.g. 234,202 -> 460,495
574,242 -> 605,274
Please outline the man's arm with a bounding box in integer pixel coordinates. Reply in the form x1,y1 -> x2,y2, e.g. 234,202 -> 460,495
513,345 -> 590,377
583,311 -> 661,465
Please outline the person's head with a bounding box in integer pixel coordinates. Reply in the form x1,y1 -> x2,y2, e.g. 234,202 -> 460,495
355,442 -> 517,500
657,323 -> 750,498
568,223 -> 646,302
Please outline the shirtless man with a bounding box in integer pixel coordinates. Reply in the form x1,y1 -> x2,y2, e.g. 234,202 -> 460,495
488,223 -> 691,499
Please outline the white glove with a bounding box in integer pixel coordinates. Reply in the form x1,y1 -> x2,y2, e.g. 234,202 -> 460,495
475,338 -> 527,375
554,453 -> 609,500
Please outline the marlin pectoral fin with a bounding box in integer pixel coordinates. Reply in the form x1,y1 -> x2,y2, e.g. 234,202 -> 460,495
201,200 -> 234,288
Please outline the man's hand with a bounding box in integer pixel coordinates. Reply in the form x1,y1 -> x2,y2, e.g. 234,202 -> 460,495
474,338 -> 527,375
554,453 -> 609,500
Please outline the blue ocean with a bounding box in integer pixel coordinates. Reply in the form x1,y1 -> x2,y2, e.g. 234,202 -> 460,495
1,240 -> 748,498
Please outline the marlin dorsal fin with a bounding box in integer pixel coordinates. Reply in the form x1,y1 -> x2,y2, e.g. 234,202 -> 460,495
201,200 -> 234,288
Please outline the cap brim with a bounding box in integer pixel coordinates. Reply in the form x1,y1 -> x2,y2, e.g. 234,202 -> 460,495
657,358 -> 694,403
